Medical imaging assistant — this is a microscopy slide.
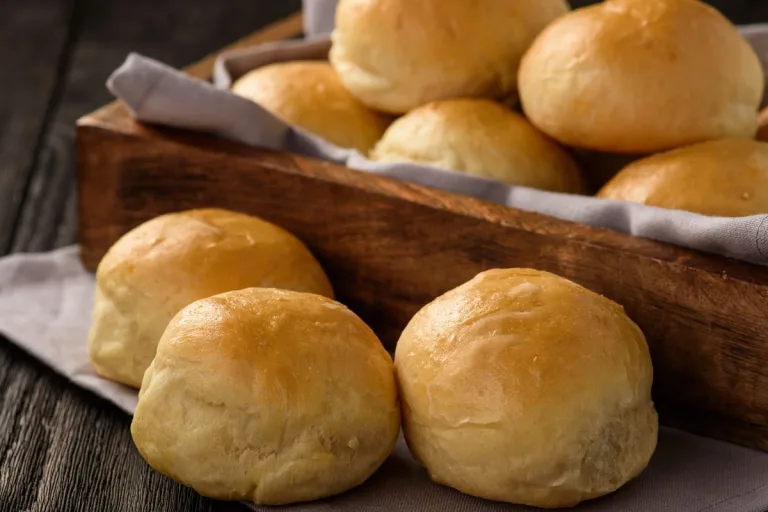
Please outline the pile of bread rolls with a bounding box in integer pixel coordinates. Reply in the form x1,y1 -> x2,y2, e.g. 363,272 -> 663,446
89,207 -> 657,508
232,0 -> 768,216
89,209 -> 399,504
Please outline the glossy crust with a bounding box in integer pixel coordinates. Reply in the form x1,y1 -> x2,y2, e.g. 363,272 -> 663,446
131,288 -> 400,505
231,61 -> 390,153
597,138 -> 768,216
88,208 -> 333,388
370,99 -> 585,193
330,0 -> 570,114
395,269 -> 658,508
519,0 -> 764,154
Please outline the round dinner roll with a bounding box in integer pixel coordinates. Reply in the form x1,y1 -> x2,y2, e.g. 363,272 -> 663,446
370,99 -> 584,193
131,288 -> 400,505
231,61 -> 390,153
518,0 -> 764,154
395,269 -> 658,508
597,138 -> 768,216
330,0 -> 571,114
88,209 -> 333,389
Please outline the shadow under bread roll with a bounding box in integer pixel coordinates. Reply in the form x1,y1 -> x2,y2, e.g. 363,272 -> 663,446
232,61 -> 391,154
131,288 -> 400,505
88,208 -> 333,389
395,269 -> 657,508
370,99 -> 585,194
597,138 -> 768,217
519,0 -> 764,154
570,149 -> 647,194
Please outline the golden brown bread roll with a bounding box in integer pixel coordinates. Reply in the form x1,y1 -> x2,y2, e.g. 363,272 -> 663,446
231,61 -> 390,153
597,138 -> 768,216
370,99 -> 585,193
519,0 -> 764,154
329,0 -> 571,114
88,208 -> 333,388
395,269 -> 658,508
131,288 -> 400,505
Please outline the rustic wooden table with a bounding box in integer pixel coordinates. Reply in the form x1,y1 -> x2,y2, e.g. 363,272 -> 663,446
2,1 -> 768,511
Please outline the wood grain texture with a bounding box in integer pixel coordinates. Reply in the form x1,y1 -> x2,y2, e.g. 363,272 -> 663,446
11,2 -> 303,255
0,2 -> 301,511
0,343 -> 245,512
76,119 -> 768,451
0,0 -> 76,253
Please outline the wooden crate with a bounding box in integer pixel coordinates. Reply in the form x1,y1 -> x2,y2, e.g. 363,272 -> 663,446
77,12 -> 768,452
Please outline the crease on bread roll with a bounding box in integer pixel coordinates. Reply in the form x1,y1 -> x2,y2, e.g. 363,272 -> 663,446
131,288 -> 400,505
395,269 -> 658,508
88,208 -> 333,389
231,61 -> 391,153
330,0 -> 571,114
519,0 -> 764,154
370,99 -> 585,193
597,138 -> 768,216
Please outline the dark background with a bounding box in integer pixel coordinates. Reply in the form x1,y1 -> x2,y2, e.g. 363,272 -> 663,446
575,0 -> 768,18
1,1 -> 767,511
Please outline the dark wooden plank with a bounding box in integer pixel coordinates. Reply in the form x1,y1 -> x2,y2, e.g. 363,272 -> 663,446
54,0 -> 303,130
0,342 -> 248,512
11,125 -> 77,252
0,0 -> 76,254
11,1 -> 302,254
0,343 -> 64,510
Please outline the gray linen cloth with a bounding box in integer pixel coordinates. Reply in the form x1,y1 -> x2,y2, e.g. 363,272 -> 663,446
106,24 -> 768,266
303,0 -> 338,37
3,246 -> 768,512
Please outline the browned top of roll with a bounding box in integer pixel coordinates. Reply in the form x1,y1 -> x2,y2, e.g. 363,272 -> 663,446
519,0 -> 764,154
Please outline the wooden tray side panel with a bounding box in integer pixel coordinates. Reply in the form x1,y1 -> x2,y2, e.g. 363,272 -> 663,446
78,124 -> 768,451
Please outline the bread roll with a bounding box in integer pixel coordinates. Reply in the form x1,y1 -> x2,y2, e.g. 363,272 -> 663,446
370,99 -> 584,193
395,269 -> 657,508
88,209 -> 333,388
231,61 -> 390,153
131,288 -> 399,504
519,0 -> 764,154
330,0 -> 570,114
597,138 -> 768,217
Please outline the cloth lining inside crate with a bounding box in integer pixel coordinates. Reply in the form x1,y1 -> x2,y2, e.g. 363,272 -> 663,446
107,29 -> 768,266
